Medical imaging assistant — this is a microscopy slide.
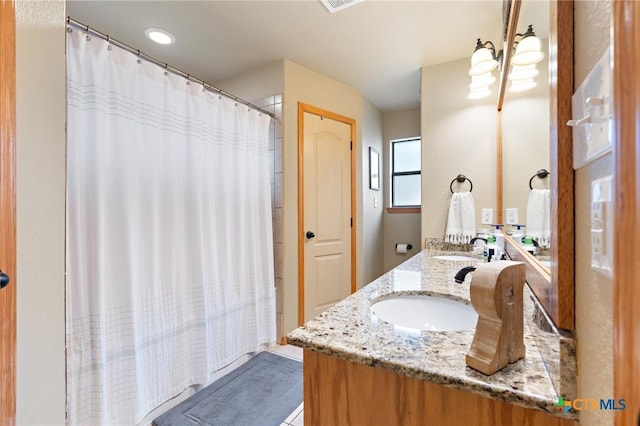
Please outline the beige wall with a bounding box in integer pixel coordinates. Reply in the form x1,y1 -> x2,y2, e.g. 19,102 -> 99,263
214,60 -> 284,102
219,59 -> 385,334
574,1 -> 614,426
361,101 -> 385,285
382,109 -> 421,272
282,60 -> 382,334
502,40 -> 550,230
421,57 -> 497,242
15,0 -> 67,424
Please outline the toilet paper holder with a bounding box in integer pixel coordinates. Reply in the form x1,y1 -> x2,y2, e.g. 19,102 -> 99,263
395,243 -> 413,250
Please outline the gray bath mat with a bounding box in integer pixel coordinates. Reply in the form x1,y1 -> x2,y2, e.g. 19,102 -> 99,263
152,351 -> 303,426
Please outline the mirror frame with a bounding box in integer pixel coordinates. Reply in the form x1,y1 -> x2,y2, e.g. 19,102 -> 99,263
500,0 -> 575,331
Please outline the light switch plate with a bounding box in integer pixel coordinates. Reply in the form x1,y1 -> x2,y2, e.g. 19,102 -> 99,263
481,209 -> 494,225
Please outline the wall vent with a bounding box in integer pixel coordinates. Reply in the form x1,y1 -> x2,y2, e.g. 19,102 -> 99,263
320,0 -> 364,14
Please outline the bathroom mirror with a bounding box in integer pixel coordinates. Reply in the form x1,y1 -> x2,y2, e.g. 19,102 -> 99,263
501,0 -> 550,267
499,0 -> 574,331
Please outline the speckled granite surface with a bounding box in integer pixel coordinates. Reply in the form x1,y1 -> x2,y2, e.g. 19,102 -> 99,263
287,249 -> 577,419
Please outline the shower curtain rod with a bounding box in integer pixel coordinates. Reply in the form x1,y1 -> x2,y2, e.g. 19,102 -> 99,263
66,17 -> 276,118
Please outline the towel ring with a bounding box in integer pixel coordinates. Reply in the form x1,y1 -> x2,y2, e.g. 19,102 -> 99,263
529,169 -> 550,190
450,174 -> 473,193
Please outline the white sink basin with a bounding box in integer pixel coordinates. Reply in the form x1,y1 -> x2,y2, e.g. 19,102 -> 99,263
370,295 -> 478,331
432,255 -> 481,262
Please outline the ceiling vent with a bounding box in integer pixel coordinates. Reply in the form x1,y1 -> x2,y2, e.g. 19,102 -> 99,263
320,0 -> 364,14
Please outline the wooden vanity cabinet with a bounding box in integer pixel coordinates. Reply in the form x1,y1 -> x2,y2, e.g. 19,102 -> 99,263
303,350 -> 576,426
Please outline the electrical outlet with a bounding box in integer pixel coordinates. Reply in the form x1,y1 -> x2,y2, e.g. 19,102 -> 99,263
505,208 -> 519,225
481,209 -> 494,225
591,175 -> 613,276
591,229 -> 603,268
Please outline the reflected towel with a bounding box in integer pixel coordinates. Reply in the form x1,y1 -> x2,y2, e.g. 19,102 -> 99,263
526,189 -> 551,248
445,191 -> 476,244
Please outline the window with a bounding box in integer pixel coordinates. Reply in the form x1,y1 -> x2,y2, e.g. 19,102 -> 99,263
391,138 -> 421,207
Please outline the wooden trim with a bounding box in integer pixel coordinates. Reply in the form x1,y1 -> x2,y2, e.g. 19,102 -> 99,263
0,0 -> 17,423
549,0 -> 575,330
304,350 -> 576,426
497,0 -> 522,112
386,207 -> 420,214
501,0 -> 574,331
297,103 -> 357,325
504,234 -> 552,310
496,111 -> 503,224
613,2 -> 640,424
297,104 -> 305,325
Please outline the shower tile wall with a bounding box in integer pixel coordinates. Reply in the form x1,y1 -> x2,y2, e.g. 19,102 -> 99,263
253,95 -> 284,341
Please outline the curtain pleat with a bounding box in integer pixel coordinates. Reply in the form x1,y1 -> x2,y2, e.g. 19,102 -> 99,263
65,28 -> 276,425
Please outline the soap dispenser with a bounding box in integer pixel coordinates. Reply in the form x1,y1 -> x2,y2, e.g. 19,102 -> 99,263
522,236 -> 537,256
491,224 -> 505,253
511,224 -> 525,245
483,236 -> 497,263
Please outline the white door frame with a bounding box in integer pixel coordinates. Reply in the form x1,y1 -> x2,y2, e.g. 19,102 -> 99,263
297,102 -> 356,325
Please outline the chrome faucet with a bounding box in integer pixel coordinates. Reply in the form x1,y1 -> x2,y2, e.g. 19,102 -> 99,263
454,266 -> 477,283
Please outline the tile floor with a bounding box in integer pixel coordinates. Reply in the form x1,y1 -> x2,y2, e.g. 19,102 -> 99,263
268,344 -> 304,426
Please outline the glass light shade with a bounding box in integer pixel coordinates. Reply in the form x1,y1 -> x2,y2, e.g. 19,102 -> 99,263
468,47 -> 499,76
508,64 -> 539,80
144,28 -> 175,45
468,87 -> 492,100
469,72 -> 496,89
511,35 -> 544,65
508,78 -> 537,93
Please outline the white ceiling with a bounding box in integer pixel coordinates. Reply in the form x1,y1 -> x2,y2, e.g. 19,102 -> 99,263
66,0 -> 548,112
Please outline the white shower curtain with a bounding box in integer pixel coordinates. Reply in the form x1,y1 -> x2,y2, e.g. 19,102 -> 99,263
66,28 -> 276,425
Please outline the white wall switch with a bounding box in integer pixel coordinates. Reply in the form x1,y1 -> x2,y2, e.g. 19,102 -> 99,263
481,208 -> 494,225
373,196 -> 378,208
505,208 -> 519,225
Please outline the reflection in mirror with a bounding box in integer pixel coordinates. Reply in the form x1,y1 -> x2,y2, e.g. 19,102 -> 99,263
501,0 -> 550,273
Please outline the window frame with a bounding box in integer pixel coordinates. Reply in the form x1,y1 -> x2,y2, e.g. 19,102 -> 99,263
390,137 -> 421,209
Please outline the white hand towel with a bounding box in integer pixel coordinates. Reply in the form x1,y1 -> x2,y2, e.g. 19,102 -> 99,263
444,191 -> 476,244
526,189 -> 551,248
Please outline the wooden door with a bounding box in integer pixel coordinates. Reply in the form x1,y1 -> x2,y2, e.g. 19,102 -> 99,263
298,104 -> 355,323
0,0 -> 17,423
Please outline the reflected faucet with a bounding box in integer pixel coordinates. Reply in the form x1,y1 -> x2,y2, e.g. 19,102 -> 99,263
469,237 -> 487,245
454,266 -> 477,284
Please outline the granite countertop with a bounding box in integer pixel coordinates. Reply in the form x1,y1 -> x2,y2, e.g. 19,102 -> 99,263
287,248 -> 574,419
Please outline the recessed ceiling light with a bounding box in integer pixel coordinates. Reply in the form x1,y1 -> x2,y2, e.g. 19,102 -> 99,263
144,28 -> 175,45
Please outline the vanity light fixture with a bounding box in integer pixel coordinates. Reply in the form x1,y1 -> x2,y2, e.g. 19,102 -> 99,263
468,87 -> 493,100
467,24 -> 544,99
511,25 -> 544,66
508,64 -> 539,81
468,39 -> 500,76
508,78 -> 537,93
144,28 -> 175,45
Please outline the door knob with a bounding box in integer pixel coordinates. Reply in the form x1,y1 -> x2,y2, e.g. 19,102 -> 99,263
306,231 -> 315,239
0,270 -> 9,289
